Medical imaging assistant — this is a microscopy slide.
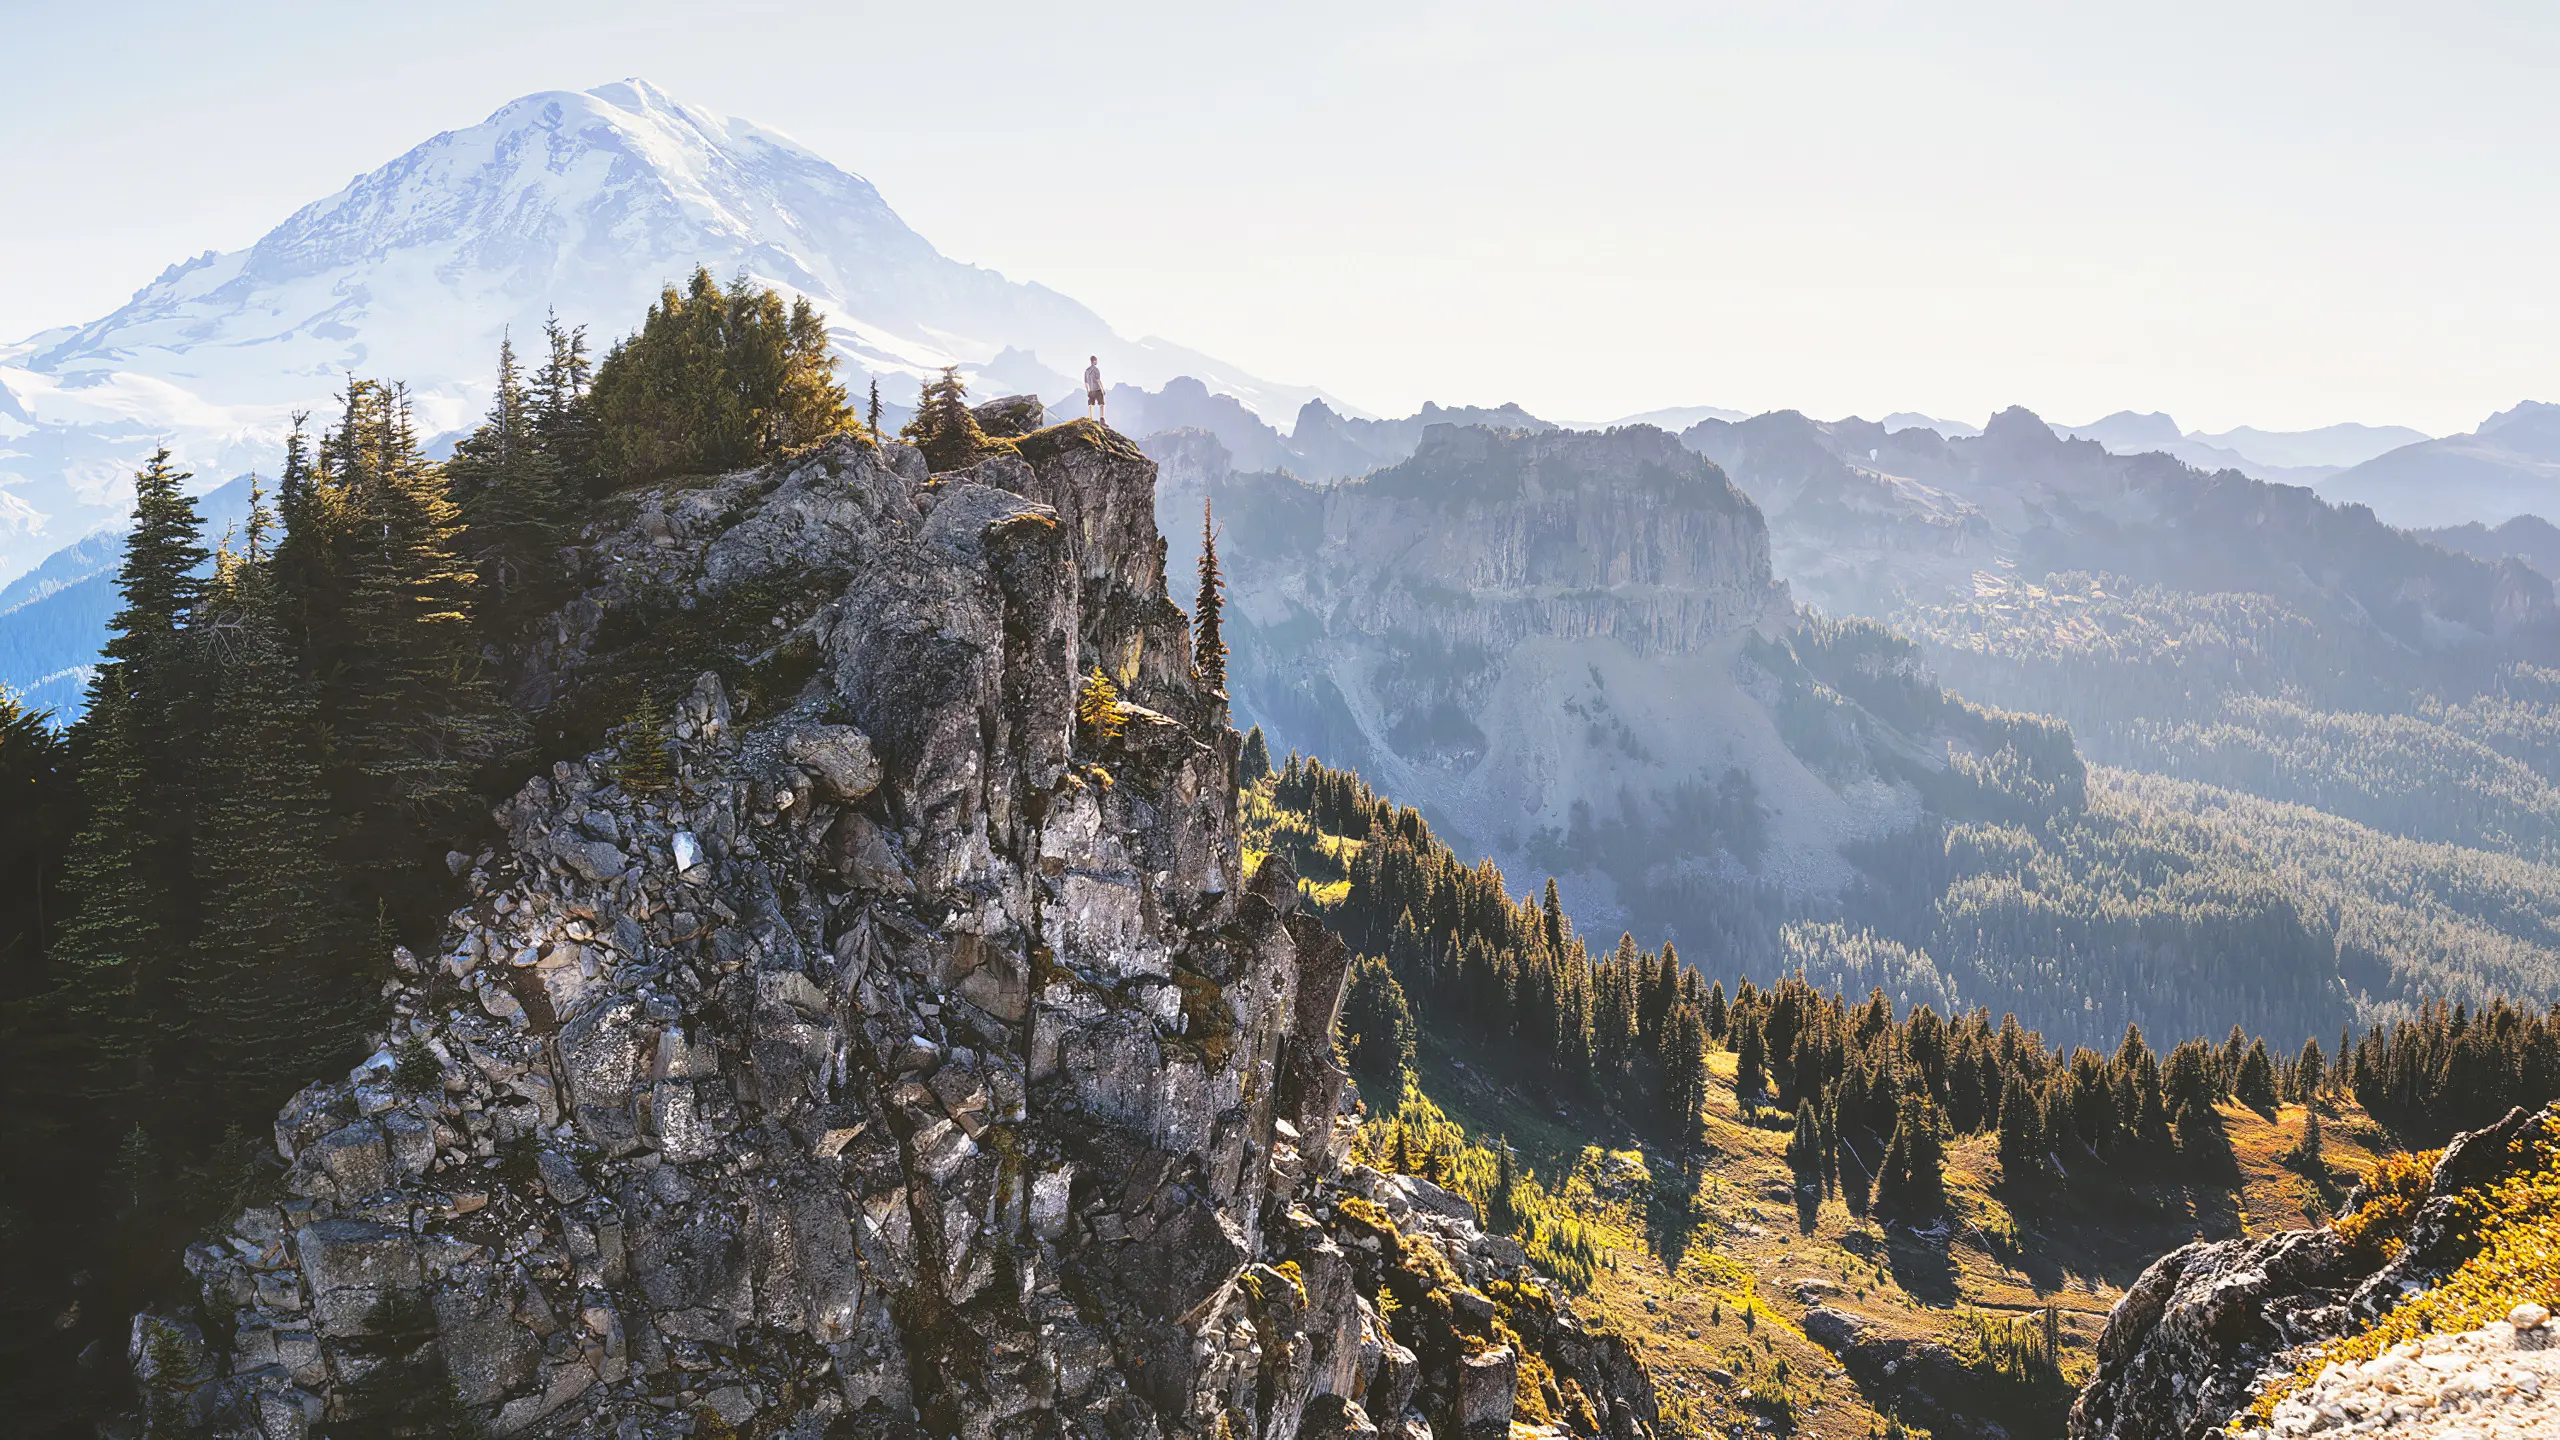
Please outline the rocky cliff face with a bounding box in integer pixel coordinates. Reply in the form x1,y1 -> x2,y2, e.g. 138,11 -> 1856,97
128,428 -> 1659,1440
1157,421 -> 1921,935
2068,1102 -> 2560,1440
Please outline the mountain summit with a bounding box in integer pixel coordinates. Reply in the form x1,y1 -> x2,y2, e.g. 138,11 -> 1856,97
0,79 -> 1322,581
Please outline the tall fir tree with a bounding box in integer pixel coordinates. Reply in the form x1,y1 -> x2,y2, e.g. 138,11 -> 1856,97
48,448 -> 210,1122
0,686 -> 78,1000
0,683 -> 84,1418
1997,1069 -> 2045,1183
532,312 -> 598,493
2235,1037 -> 2280,1115
1876,1091 -> 1948,1219
1788,1099 -> 1823,1191
2292,1037 -> 2327,1107
179,485 -> 364,1106
1195,500 -> 1227,696
309,381 -> 516,913
445,334 -> 575,620
867,376 -> 883,439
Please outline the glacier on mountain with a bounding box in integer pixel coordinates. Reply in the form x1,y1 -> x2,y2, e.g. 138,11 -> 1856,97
0,78 -> 1331,584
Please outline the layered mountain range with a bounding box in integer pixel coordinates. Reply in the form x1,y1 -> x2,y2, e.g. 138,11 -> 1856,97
2320,400 -> 2560,529
2052,411 -> 2425,485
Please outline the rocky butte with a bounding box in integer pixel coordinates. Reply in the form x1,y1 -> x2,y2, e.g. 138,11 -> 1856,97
124,416 -> 1658,1439
1155,421 -> 1898,928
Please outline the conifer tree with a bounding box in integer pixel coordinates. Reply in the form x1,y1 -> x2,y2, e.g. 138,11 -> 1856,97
1195,500 -> 1227,695
49,448 -> 210,1119
2235,1037 -> 2279,1115
1078,667 -> 1126,750
2293,1107 -> 2326,1173
774,293 -> 851,450
1664,1001 -> 1710,1149
1788,1100 -> 1823,1191
0,687 -> 77,994
181,489 -> 363,1104
1876,1092 -> 1947,1219
1735,1011 -> 1768,1103
1240,725 -> 1272,782
1997,1069 -> 2044,1183
323,382 -> 516,902
445,334 -> 573,619
2293,1038 -> 2326,1107
2220,1023 -> 2250,1096
532,313 -> 597,494
614,692 -> 676,796
1340,955 -> 1415,1088
589,268 -> 849,485
2164,1039 -> 2219,1138
867,377 -> 883,440
0,685 -> 83,1403
901,366 -> 995,472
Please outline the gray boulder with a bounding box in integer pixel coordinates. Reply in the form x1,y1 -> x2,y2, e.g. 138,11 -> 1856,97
783,724 -> 881,801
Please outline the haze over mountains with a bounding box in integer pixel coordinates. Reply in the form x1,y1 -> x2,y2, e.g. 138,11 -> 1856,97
5,75 -> 2530,586
16,75 -> 2560,1002
2321,400 -> 2560,528
2052,411 -> 2427,484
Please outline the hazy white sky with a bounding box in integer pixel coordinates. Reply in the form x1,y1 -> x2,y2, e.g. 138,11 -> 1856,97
3,0 -> 2554,433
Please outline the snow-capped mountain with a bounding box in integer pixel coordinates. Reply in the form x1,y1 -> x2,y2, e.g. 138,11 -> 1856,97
0,78 -> 1332,584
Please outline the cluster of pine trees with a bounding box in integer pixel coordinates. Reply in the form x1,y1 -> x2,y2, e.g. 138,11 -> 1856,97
586,268 -> 850,486
1275,754 -> 1717,1143
1264,751 -> 2560,1226
0,273 -> 859,1429
2347,998 -> 2560,1139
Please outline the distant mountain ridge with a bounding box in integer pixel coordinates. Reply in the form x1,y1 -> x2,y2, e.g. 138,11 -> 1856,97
2322,400 -> 2560,527
2052,410 -> 2427,485
0,78 -> 1341,583
1688,404 -> 2552,658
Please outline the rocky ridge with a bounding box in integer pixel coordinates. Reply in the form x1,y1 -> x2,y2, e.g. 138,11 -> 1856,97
2067,1103 -> 2560,1440
124,425 -> 1658,1439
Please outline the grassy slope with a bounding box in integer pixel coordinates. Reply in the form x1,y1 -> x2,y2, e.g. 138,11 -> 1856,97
1253,770 -> 2408,1436
1385,1033 -> 2388,1440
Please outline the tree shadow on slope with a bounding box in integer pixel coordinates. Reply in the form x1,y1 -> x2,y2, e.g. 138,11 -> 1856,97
1645,1155 -> 1708,1272
2003,1126 -> 2254,1297
1883,1226 -> 1964,1308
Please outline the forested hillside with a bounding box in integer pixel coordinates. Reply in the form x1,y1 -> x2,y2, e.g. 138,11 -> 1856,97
1693,410 -> 2560,874
1902,572 -> 2560,863
1242,747 -> 2560,1438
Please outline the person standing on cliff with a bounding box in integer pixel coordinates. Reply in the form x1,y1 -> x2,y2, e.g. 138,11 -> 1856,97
1084,355 -> 1106,425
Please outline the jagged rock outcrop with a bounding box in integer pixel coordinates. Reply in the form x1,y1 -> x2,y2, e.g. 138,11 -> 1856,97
128,427 -> 1658,1440
2067,1103 -> 2560,1440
